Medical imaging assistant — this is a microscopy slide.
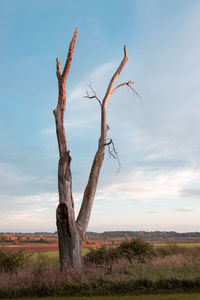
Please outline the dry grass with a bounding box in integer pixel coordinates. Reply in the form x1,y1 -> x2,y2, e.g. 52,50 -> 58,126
0,246 -> 200,297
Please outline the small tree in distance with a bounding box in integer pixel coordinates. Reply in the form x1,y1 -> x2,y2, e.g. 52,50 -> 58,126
54,28 -> 135,273
124,234 -> 131,242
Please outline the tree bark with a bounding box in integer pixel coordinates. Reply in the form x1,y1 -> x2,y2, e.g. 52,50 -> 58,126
53,29 -> 82,273
76,46 -> 128,235
54,29 -> 132,273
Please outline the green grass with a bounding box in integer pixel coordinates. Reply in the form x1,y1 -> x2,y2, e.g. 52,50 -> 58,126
116,264 -> 200,281
31,247 -> 90,259
2,294 -> 200,300
30,243 -> 200,259
30,251 -> 58,259
2,243 -> 200,298
154,243 -> 200,248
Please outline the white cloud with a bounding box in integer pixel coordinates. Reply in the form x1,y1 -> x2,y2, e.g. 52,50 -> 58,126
2,2 -> 200,233
41,61 -> 116,137
95,166 -> 200,203
68,61 -> 116,101
0,162 -> 36,189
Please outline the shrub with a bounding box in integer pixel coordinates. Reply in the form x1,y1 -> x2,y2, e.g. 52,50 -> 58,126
155,244 -> 200,260
0,248 -> 28,272
84,238 -> 156,266
32,253 -> 56,276
156,246 -> 171,257
118,238 -> 155,263
84,245 -> 119,266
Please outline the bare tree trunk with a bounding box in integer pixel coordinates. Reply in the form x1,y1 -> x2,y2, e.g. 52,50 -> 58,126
76,46 -> 129,236
53,29 -> 82,273
54,29 -> 133,273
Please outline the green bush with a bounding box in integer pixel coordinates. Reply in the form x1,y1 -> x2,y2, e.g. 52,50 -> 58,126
84,238 -> 156,266
118,238 -> 155,263
84,245 -> 119,266
0,248 -> 28,272
156,246 -> 172,257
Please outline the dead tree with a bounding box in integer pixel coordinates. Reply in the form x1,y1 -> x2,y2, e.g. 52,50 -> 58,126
53,28 -> 135,273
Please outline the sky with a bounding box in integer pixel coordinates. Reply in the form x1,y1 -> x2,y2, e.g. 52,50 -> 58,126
0,0 -> 200,233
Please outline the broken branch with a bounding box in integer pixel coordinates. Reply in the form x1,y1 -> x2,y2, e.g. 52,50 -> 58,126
111,81 -> 135,94
105,138 -> 121,174
127,84 -> 142,100
102,45 -> 128,107
56,57 -> 61,79
62,28 -> 78,83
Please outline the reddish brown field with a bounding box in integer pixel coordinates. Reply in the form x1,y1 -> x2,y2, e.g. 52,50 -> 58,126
3,243 -> 58,253
2,240 -> 120,254
82,241 -> 120,248
3,241 -> 119,253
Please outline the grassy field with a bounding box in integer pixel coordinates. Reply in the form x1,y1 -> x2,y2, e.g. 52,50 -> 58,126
2,294 -> 200,300
32,243 -> 200,259
30,243 -> 200,258
155,243 -> 200,248
1,241 -> 200,298
31,247 -> 90,259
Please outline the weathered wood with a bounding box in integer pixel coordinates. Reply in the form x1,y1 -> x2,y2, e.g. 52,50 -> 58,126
54,29 -> 133,273
76,46 -> 129,235
54,29 -> 82,273
56,202 -> 82,272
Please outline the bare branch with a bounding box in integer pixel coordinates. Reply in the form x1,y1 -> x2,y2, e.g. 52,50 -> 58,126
87,84 -> 97,96
54,30 -> 78,156
76,46 -> 128,234
111,80 -> 142,101
56,57 -> 61,79
104,138 -> 112,146
126,84 -> 142,100
102,45 -> 128,107
105,138 -> 121,174
62,28 -> 78,83
83,85 -> 102,106
111,80 -> 135,95
83,93 -> 102,106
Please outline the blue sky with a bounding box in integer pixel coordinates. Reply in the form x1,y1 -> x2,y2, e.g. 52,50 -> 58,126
0,0 -> 200,232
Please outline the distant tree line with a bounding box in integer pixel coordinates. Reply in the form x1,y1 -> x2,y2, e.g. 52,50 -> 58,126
1,231 -> 200,239
86,231 -> 200,239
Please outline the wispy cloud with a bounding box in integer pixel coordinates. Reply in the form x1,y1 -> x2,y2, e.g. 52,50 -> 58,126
69,61 -> 116,101
41,61 -> 116,137
174,208 -> 194,213
180,187 -> 200,200
95,166 -> 200,203
1,1 -> 200,232
0,162 -> 56,197
147,211 -> 159,214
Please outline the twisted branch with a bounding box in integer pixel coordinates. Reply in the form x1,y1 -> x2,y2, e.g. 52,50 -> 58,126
83,85 -> 102,106
105,138 -> 121,174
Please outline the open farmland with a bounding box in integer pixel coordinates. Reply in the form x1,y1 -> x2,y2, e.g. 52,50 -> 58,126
1,237 -> 200,297
2,239 -> 200,256
2,243 -> 58,254
1,240 -> 119,254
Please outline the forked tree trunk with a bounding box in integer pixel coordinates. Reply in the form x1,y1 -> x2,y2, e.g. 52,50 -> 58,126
53,29 -> 82,273
53,28 -> 132,273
